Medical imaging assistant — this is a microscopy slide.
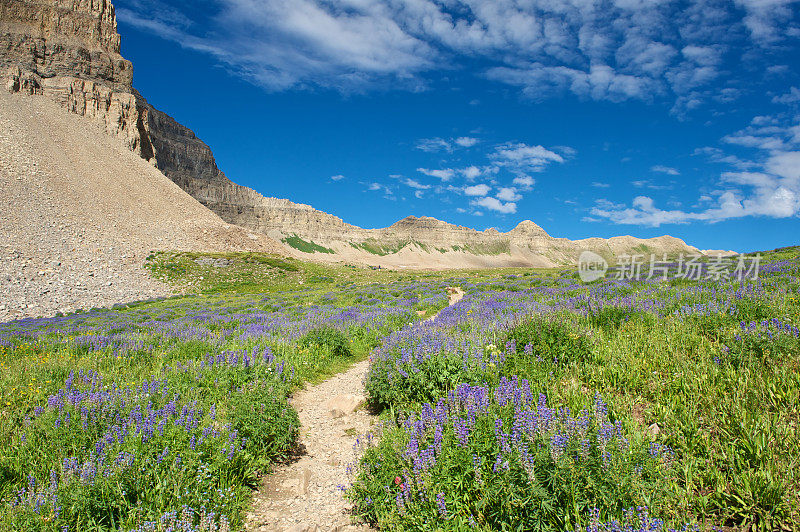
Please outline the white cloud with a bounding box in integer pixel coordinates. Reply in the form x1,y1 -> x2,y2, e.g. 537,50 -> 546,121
735,0 -> 799,44
694,147 -> 760,169
330,174 -> 345,181
464,184 -> 491,196
766,151 -> 800,180
416,137 -> 452,152
119,1 -> 436,92
409,137 -> 562,213
723,134 -> 786,150
651,165 -> 680,175
681,45 -> 723,67
454,136 -> 479,148
592,115 -> 800,226
416,136 -> 481,152
403,178 -> 431,189
591,181 -> 611,188
471,196 -> 517,214
487,63 -> 660,103
491,143 -> 565,174
460,166 -> 482,180
773,87 -> 800,104
513,175 -> 535,189
592,182 -> 800,226
417,168 -> 455,181
496,187 -> 522,201
118,0 -> 793,108
365,181 -> 395,197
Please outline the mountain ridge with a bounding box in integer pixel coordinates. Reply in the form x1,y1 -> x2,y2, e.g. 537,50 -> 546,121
1,0 -> 703,269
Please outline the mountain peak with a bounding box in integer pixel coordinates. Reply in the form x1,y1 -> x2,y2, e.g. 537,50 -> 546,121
509,220 -> 550,237
390,215 -> 450,229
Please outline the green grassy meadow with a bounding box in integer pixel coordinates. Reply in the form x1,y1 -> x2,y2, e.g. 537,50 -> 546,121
0,248 -> 797,531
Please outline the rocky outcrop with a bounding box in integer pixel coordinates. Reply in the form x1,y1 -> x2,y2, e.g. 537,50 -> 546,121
0,0 -> 240,207
0,0 -> 152,156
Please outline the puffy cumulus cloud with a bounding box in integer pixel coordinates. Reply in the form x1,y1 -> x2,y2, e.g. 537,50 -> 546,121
454,136 -> 480,147
405,137 -> 563,214
119,0 -> 798,105
592,115 -> 800,226
513,175 -> 536,189
490,143 -> 565,174
463,184 -> 491,196
496,187 -> 522,201
592,184 -> 799,226
470,196 -> 517,214
460,166 -> 482,180
735,0 -> 800,44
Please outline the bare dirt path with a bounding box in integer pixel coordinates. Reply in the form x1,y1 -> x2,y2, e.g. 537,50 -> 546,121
245,287 -> 465,532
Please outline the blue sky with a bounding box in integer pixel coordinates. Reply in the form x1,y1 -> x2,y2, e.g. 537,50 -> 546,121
115,0 -> 800,251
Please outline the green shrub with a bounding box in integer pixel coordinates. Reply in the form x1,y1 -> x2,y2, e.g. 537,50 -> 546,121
297,326 -> 352,357
228,381 -> 300,475
690,313 -> 734,340
349,385 -> 674,531
723,329 -> 800,368
503,316 -> 592,366
735,299 -> 772,322
365,351 -> 483,408
588,306 -> 641,329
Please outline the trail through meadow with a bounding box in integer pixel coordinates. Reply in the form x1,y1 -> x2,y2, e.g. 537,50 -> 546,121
245,288 -> 465,532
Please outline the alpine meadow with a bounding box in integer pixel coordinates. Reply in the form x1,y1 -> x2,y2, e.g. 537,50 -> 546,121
2,0 -> 800,531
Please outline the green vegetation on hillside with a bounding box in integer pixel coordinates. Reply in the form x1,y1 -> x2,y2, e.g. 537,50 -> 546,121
349,238 -> 428,255
451,240 -> 511,255
281,234 -> 335,254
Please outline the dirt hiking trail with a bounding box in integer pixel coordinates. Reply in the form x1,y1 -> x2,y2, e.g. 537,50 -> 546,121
245,288 -> 465,532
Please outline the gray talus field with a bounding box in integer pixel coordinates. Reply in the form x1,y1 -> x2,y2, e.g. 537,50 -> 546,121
0,90 -> 283,321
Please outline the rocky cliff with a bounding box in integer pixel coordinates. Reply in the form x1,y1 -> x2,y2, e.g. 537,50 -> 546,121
0,0 -> 256,220
0,0 -> 151,153
0,0 -> 702,269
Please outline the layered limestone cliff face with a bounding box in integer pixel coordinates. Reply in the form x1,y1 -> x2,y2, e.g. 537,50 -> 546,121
0,0 -> 150,154
0,0 -> 242,211
0,0 -> 702,269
